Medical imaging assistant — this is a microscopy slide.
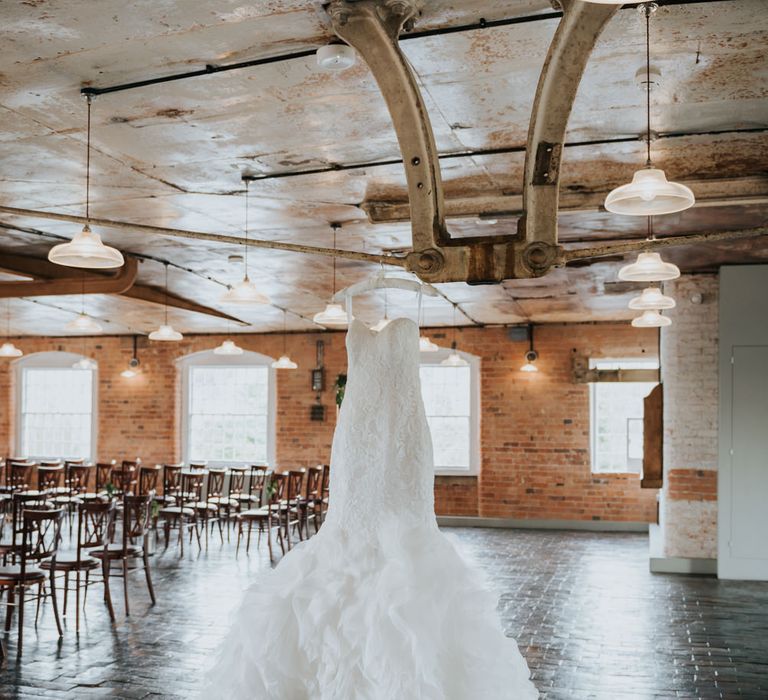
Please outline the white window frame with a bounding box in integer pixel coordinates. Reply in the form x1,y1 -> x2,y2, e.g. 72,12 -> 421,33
14,351 -> 98,461
178,349 -> 277,467
419,346 -> 481,476
589,357 -> 659,475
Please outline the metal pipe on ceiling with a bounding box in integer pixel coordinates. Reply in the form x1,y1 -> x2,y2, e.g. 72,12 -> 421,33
79,0 -> 725,98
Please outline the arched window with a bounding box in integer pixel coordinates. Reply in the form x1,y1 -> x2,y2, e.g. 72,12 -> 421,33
178,349 -> 276,465
15,351 -> 98,460
419,347 -> 480,475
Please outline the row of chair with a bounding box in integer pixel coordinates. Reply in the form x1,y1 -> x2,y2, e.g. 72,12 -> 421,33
0,490 -> 155,657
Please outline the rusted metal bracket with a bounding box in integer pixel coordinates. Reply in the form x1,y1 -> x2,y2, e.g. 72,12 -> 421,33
328,0 -> 618,283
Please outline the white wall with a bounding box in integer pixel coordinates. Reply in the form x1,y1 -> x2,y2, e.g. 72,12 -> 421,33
718,265 -> 768,580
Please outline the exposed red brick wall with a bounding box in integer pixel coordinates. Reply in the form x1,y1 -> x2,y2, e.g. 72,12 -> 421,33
666,469 -> 717,501
0,323 -> 659,523
434,476 -> 479,517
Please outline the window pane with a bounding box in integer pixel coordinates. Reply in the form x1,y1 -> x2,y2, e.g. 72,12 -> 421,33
592,380 -> 656,473
420,364 -> 472,471
21,368 -> 93,458
187,366 -> 269,462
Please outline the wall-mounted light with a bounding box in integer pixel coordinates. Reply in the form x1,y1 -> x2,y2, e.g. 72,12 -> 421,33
520,324 -> 539,372
121,336 -> 141,377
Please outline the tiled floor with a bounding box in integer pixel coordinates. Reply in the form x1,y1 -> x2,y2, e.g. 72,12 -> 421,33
0,527 -> 766,699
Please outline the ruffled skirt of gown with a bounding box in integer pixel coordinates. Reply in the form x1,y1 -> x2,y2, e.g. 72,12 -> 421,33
200,519 -> 538,700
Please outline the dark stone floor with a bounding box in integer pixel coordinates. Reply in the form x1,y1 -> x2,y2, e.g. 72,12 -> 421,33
0,527 -> 766,699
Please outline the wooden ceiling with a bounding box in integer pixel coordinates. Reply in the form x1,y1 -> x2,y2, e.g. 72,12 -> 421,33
0,0 -> 766,335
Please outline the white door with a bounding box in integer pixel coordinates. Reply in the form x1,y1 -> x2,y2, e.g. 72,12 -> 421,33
719,345 -> 768,580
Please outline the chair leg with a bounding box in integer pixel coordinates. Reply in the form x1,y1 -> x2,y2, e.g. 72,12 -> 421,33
35,581 -> 43,625
143,550 -> 156,605
102,560 -> 116,622
235,519 -> 242,556
75,571 -> 81,634
5,586 -> 14,632
246,520 -> 253,554
17,585 -> 24,656
122,559 -> 130,616
63,571 -> 69,617
163,521 -> 170,551
49,570 -> 63,638
217,516 -> 224,545
83,570 -> 90,606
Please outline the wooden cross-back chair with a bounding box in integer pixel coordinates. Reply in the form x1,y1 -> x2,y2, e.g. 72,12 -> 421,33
138,465 -> 161,496
8,462 -> 36,495
299,465 -> 324,537
42,499 -> 117,633
37,463 -> 65,494
90,492 -> 155,619
1,492 -> 53,564
237,472 -> 285,561
281,469 -> 306,550
158,471 -> 201,556
0,508 -> 64,657
53,463 -> 93,528
205,468 -> 236,540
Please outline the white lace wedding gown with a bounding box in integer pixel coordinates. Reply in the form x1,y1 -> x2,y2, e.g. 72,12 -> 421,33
201,317 -> 537,699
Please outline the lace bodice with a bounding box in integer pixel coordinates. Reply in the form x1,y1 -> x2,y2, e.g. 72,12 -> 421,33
324,317 -> 436,532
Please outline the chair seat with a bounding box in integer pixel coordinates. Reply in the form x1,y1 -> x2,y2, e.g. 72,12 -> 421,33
41,555 -> 100,572
240,507 -> 271,519
192,502 -> 218,512
159,506 -> 195,517
53,495 -> 83,505
0,565 -> 45,583
207,496 -> 237,507
89,543 -> 143,559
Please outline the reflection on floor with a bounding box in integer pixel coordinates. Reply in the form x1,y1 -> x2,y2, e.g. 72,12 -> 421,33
0,528 -> 766,699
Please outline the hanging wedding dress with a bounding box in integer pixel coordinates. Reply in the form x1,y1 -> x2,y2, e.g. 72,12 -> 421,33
202,317 -> 537,699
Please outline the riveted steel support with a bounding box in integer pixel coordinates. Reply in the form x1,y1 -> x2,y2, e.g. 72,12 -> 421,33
329,0 -> 618,283
328,0 -> 462,282
516,0 -> 618,278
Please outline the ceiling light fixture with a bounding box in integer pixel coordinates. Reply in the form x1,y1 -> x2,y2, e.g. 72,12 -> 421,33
418,290 -> 438,352
214,339 -> 244,356
149,263 -> 183,341
48,95 -> 124,269
631,309 -> 672,327
0,301 -> 23,358
67,313 -> 103,334
316,41 -> 356,71
271,309 -> 298,369
520,324 -> 539,373
121,335 -> 141,377
628,286 -> 676,310
221,179 -> 270,305
441,303 -> 468,367
314,223 -> 349,327
618,251 -> 680,282
604,4 -> 695,216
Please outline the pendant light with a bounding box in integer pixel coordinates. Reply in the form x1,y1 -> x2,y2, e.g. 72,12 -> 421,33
371,287 -> 391,332
222,180 -> 270,305
313,223 -> 349,327
271,310 -> 298,369
48,96 -> 124,269
121,335 -> 141,377
441,304 -> 468,367
66,272 -> 103,333
618,252 -> 679,282
214,339 -> 244,356
149,264 -> 183,341
628,286 -> 676,310
0,301 -> 22,358
520,324 -> 539,373
631,309 -> 671,327
604,4 -> 694,216
73,335 -> 97,370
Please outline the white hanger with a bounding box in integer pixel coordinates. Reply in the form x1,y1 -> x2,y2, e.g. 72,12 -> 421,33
333,270 -> 438,303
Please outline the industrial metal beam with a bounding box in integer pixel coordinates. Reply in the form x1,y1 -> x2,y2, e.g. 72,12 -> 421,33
363,176 -> 768,223
0,255 -> 138,298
